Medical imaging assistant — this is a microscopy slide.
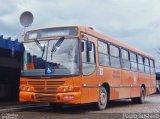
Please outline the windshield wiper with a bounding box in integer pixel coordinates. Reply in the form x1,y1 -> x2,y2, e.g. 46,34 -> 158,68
34,39 -> 45,58
51,36 -> 64,60
41,45 -> 45,58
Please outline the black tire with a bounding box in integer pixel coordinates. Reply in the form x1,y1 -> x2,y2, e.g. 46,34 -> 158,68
95,86 -> 108,110
50,103 -> 64,110
131,86 -> 146,104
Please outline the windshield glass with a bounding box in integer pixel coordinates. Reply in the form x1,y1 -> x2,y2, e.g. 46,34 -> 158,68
22,38 -> 80,77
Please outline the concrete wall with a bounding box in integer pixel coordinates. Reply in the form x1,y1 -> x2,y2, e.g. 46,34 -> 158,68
0,36 -> 24,101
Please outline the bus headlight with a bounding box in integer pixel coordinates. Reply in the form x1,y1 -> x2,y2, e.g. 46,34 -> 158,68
26,87 -> 30,92
21,86 -> 26,91
68,86 -> 73,92
62,87 -> 67,92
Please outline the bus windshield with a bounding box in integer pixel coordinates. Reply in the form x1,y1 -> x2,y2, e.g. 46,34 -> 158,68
22,38 -> 80,77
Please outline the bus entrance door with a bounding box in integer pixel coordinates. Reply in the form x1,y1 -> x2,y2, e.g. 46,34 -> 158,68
81,36 -> 98,103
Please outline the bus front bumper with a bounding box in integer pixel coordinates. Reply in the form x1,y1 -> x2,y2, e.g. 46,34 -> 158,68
19,91 -> 81,104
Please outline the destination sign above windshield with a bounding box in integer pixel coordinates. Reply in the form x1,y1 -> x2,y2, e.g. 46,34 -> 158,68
24,27 -> 78,40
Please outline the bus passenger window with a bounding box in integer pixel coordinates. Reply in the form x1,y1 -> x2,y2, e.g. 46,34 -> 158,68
121,49 -> 130,70
144,58 -> 150,73
110,45 -> 120,68
138,55 -> 144,72
98,40 -> 109,66
82,40 -> 96,75
130,52 -> 138,71
150,59 -> 155,74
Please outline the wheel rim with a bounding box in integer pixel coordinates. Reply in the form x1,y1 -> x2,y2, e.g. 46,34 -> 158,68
100,90 -> 107,105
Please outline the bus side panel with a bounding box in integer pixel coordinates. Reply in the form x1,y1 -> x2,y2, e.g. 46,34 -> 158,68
80,87 -> 89,103
145,73 -> 151,96
138,72 -> 145,95
150,74 -> 156,94
81,71 -> 98,104
110,68 -> 121,100
120,70 -> 132,99
97,66 -> 119,100
148,74 -> 152,95
131,72 -> 140,98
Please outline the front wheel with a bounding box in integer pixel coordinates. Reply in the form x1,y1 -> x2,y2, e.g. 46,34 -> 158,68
95,86 -> 108,110
131,86 -> 146,104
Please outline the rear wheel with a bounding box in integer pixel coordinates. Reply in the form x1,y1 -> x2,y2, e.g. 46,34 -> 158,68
50,103 -> 64,110
95,86 -> 108,110
131,86 -> 146,104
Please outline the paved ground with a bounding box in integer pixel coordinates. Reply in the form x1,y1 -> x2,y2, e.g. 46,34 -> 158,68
0,94 -> 160,119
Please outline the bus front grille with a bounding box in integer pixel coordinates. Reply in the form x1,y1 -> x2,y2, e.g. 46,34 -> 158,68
26,81 -> 65,93
34,87 -> 57,93
28,81 -> 45,85
46,81 -> 64,85
35,94 -> 56,101
27,81 -> 65,86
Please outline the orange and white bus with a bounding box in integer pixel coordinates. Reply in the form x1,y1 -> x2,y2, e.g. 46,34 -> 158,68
19,26 -> 156,110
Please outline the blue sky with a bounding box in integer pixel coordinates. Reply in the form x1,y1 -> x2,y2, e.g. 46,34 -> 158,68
0,0 -> 160,69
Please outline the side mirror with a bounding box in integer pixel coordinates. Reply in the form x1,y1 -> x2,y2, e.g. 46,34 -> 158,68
81,42 -> 84,52
87,41 -> 92,51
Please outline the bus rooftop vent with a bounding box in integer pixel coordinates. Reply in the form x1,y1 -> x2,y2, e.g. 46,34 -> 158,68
88,27 -> 94,30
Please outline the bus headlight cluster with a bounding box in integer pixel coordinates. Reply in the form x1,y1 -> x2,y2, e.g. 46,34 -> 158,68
61,86 -> 73,92
20,85 -> 33,92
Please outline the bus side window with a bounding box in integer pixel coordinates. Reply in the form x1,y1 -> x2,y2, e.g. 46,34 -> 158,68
138,55 -> 144,72
109,44 -> 121,68
144,58 -> 150,73
81,40 -> 87,62
150,59 -> 155,74
121,49 -> 130,70
98,40 -> 109,66
130,52 -> 138,71
82,40 -> 96,75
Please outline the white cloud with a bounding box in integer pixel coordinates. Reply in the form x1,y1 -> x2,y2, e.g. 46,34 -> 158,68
1,0 -> 160,67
